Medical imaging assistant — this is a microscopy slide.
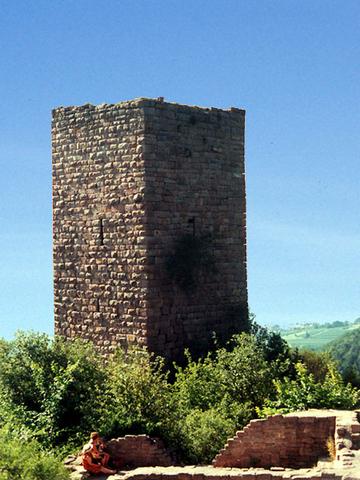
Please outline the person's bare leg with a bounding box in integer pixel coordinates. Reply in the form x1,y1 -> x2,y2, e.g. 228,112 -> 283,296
100,465 -> 117,475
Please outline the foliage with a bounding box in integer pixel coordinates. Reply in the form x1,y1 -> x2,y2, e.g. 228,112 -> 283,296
0,425 -> 69,480
100,336 -> 261,462
173,351 -> 224,413
174,334 -> 270,419
171,334 -> 269,460
0,332 -> 105,448
298,349 -> 333,382
251,321 -> 289,362
215,334 -> 274,408
177,408 -> 234,464
328,328 -> 360,387
341,367 -> 360,389
0,327 -> 358,465
99,348 -> 177,442
250,319 -> 300,379
258,361 -> 359,416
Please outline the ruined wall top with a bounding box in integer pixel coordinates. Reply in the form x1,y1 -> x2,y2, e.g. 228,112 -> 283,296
52,97 -> 245,116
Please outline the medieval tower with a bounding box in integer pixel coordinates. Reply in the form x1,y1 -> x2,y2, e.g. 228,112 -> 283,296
52,98 -> 248,362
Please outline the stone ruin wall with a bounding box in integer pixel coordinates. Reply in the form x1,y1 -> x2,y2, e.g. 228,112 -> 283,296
213,414 -> 336,469
106,435 -> 173,469
68,411 -> 360,478
52,98 -> 247,362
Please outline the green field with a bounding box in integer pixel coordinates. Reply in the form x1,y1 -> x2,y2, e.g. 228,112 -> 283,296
281,322 -> 360,351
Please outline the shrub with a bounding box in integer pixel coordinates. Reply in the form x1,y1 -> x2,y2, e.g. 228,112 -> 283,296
0,332 -> 105,448
258,361 -> 359,416
101,342 -> 261,463
3,327 -> 356,465
250,319 -> 300,380
178,408 -> 234,464
99,348 -> 177,442
171,334 -> 269,461
0,425 -> 69,480
298,350 -> 333,382
174,334 -> 272,417
173,351 -> 224,413
215,334 -> 274,409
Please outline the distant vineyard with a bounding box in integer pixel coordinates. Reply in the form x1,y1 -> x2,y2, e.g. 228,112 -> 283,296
280,319 -> 360,351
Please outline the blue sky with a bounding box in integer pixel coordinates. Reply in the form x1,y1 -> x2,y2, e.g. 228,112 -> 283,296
0,0 -> 359,338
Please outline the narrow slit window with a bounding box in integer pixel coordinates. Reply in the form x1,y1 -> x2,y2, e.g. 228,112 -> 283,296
96,298 -> 100,312
188,217 -> 196,237
99,218 -> 104,245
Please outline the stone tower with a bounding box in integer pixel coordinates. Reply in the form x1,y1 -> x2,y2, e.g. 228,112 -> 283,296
52,98 -> 248,362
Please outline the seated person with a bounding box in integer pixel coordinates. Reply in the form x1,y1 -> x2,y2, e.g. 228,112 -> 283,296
82,432 -> 116,475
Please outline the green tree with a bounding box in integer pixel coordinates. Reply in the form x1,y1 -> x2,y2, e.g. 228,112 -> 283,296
172,334 -> 272,461
100,348 -> 177,442
250,319 -> 300,379
328,328 -> 360,385
174,334 -> 271,422
299,349 -> 333,382
0,332 -> 105,448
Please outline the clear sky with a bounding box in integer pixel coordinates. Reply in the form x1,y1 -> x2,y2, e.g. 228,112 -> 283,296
0,0 -> 359,338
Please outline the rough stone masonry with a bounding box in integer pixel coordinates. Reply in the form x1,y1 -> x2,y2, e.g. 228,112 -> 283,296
52,97 -> 248,362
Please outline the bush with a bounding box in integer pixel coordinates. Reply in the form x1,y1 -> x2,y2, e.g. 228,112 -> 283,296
174,334 -> 272,413
2,327 -> 357,465
171,334 -> 271,461
173,351 -> 224,413
0,425 -> 69,480
250,320 -> 300,380
99,348 -> 178,444
299,350 -> 333,382
258,361 -> 359,416
178,408 -> 234,464
0,332 -> 105,448
215,334 -> 274,409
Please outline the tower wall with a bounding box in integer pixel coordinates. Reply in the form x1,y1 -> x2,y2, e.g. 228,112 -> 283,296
142,102 -> 247,360
52,102 -> 149,351
52,98 -> 247,362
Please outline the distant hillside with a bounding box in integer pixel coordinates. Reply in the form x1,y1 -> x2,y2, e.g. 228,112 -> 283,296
327,328 -> 360,380
280,319 -> 360,351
